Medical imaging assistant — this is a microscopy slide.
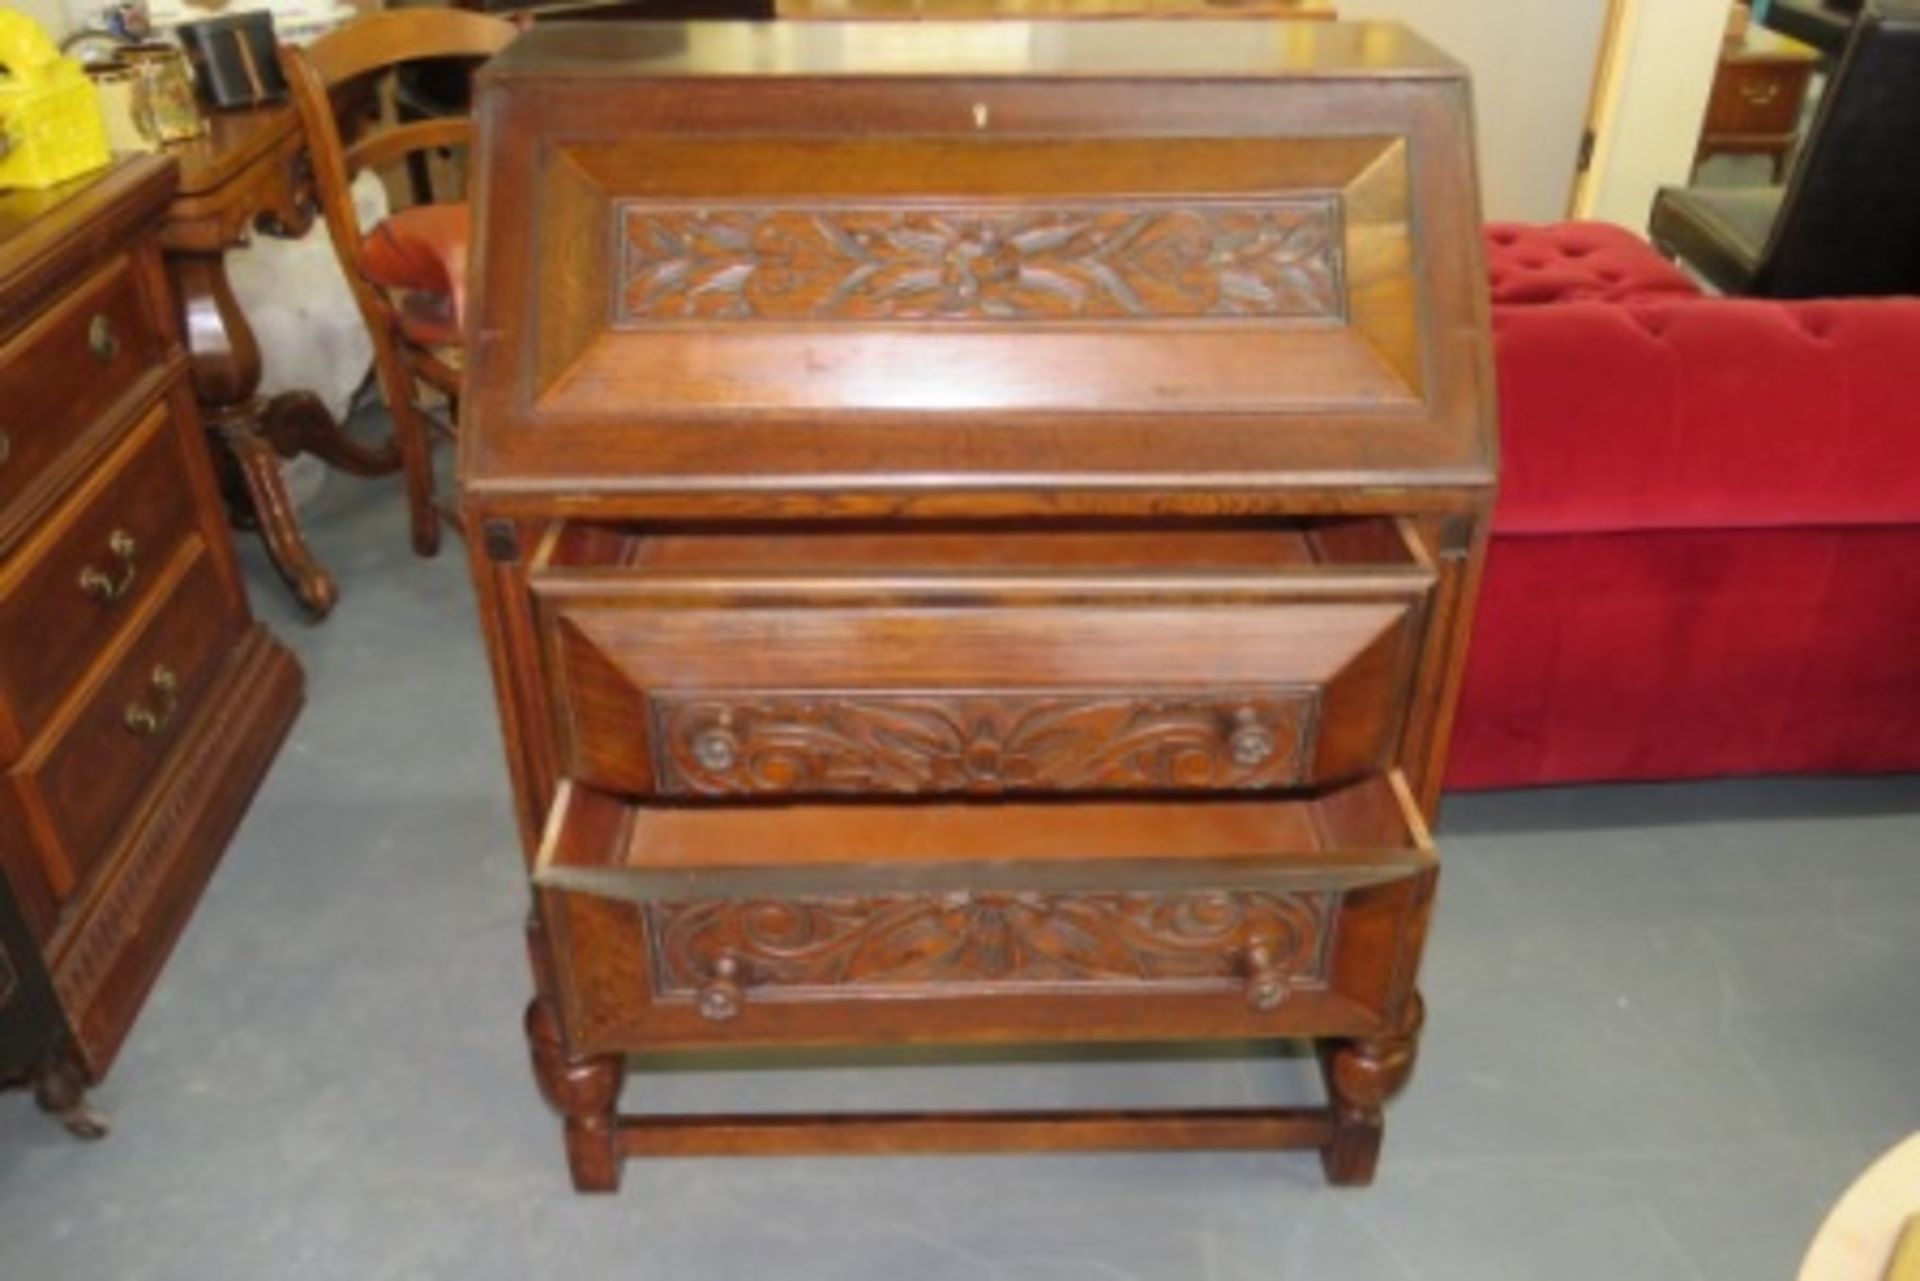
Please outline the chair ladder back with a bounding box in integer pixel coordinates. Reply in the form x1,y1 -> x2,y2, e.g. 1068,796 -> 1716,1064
343,118 -> 475,188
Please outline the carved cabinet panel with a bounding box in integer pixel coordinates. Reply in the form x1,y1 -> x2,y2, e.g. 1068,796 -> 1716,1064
618,200 -> 1344,323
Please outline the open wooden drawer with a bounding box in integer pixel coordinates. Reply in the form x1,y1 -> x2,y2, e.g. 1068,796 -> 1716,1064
533,771 -> 1435,1053
529,518 -> 1436,800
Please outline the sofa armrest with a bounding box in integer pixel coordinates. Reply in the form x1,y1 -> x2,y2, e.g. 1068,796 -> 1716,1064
1492,298 -> 1920,535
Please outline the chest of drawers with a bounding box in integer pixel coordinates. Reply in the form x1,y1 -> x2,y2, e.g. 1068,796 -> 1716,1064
462,19 -> 1495,1192
1697,24 -> 1821,182
0,158 -> 304,1128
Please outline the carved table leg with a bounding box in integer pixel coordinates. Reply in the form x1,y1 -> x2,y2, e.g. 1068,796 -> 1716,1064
32,1049 -> 108,1141
216,418 -> 339,617
263,390 -> 400,478
525,997 -> 622,1193
167,251 -> 340,620
1318,990 -> 1424,1187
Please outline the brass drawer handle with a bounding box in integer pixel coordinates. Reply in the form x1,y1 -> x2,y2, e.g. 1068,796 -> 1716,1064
1241,936 -> 1289,1012
88,314 -> 120,365
123,665 -> 179,738
1227,707 -> 1276,768
77,529 -> 138,604
696,952 -> 746,1022
1739,81 -> 1783,107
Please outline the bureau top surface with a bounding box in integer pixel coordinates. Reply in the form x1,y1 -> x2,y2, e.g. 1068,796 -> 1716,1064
483,19 -> 1462,81
463,21 -> 1495,513
0,158 -> 174,337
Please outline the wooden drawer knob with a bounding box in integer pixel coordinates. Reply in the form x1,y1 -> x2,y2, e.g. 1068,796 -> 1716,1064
1227,707 -> 1276,768
692,727 -> 739,773
77,529 -> 138,604
696,952 -> 745,1022
88,314 -> 120,365
1241,937 -> 1289,1012
123,664 -> 179,738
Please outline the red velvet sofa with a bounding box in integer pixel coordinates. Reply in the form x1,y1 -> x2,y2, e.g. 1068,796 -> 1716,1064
1447,222 -> 1920,788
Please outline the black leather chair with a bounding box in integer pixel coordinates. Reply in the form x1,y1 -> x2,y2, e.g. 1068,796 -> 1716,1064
1765,0 -> 1862,55
1650,0 -> 1920,298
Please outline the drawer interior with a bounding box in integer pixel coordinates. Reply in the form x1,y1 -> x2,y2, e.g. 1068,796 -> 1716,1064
536,516 -> 1429,585
536,772 -> 1433,903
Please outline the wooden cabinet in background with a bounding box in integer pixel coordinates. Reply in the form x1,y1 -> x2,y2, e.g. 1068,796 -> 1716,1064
0,158 -> 304,1130
1698,23 -> 1822,181
462,19 -> 1495,1192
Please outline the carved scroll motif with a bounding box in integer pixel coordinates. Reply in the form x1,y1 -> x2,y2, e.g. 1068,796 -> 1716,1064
616,201 -> 1345,323
652,690 -> 1316,797
646,890 -> 1337,1000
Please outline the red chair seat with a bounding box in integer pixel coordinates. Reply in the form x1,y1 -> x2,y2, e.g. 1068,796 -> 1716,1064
358,202 -> 470,348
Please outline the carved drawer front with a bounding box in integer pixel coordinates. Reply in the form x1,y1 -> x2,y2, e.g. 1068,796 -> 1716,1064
642,889 -> 1338,1017
534,773 -> 1436,1050
0,254 -> 162,528
533,521 -> 1431,798
5,537 -> 242,905
652,689 -> 1318,797
0,406 -> 199,747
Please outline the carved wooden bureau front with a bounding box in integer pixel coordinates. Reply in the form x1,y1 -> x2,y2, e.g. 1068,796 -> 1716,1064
461,19 -> 1495,1192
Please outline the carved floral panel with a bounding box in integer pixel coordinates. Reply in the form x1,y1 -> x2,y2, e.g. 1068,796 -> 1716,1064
646,889 -> 1336,1001
615,200 -> 1345,323
651,689 -> 1316,796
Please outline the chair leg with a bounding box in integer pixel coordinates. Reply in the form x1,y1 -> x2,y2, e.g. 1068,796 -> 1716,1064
371,343 -> 441,558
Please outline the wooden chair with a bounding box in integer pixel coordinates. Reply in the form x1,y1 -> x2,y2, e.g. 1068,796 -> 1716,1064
279,10 -> 518,557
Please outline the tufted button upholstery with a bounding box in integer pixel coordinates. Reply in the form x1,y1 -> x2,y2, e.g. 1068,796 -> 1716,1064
358,202 -> 470,348
1484,221 -> 1701,306
1490,297 -> 1920,534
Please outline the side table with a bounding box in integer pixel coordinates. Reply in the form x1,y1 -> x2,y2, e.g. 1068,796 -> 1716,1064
1696,23 -> 1822,181
160,105 -> 398,619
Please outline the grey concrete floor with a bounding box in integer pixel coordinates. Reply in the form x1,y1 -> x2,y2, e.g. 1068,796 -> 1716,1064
3,459 -> 1917,1280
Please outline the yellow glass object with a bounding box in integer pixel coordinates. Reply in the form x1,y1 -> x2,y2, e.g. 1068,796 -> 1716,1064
0,10 -> 112,191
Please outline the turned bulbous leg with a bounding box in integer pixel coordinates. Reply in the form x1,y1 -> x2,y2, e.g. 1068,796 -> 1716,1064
1319,990 -> 1425,1186
524,997 -> 622,1193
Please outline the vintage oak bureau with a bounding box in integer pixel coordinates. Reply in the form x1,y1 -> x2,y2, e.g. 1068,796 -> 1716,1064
461,20 -> 1495,1191
0,158 -> 304,1132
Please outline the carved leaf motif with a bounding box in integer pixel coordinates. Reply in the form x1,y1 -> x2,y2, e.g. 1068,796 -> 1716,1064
617,202 -> 1344,323
647,891 -> 1336,1000
653,690 -> 1315,797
